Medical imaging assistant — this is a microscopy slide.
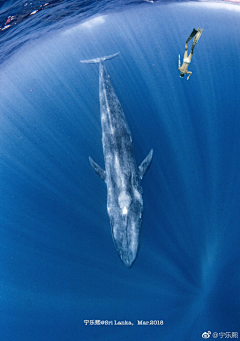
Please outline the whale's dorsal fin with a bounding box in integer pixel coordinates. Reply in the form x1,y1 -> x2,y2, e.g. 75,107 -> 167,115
138,149 -> 153,180
89,157 -> 106,182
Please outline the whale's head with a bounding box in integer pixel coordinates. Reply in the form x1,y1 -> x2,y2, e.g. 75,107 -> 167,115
108,188 -> 143,268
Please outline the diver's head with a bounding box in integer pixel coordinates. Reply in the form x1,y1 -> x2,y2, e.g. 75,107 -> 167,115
180,72 -> 185,78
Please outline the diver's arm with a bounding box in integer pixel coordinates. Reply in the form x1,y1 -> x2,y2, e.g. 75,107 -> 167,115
178,54 -> 181,69
187,71 -> 192,80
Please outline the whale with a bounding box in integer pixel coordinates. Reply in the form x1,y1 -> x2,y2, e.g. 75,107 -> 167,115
81,53 -> 153,268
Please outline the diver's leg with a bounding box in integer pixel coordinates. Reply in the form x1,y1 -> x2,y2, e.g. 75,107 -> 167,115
184,43 -> 188,59
186,28 -> 198,43
188,50 -> 194,61
191,28 -> 203,50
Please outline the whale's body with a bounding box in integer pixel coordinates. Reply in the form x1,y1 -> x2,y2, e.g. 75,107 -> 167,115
81,53 -> 153,268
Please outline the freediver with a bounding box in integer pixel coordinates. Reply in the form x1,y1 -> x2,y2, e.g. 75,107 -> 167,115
178,28 -> 203,80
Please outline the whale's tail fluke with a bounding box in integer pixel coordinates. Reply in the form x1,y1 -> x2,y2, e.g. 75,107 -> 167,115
80,52 -> 120,64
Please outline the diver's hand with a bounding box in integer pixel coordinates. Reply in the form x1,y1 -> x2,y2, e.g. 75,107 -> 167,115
187,72 -> 192,80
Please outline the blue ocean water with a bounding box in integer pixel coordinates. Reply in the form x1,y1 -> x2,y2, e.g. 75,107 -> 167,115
0,1 -> 240,340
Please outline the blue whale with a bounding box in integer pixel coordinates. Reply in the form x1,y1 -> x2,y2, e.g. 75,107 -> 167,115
81,53 -> 153,268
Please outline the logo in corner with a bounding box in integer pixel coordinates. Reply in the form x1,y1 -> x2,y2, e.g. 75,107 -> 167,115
202,331 -> 211,339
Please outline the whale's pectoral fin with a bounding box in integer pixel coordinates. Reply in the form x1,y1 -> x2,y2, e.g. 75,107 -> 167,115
138,149 -> 153,180
89,157 -> 106,182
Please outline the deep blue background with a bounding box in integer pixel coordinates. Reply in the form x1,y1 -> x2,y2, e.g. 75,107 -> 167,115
0,2 -> 240,340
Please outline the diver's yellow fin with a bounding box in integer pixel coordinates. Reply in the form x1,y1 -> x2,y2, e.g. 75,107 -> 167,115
192,28 -> 203,49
